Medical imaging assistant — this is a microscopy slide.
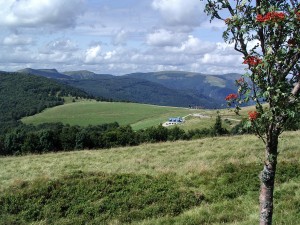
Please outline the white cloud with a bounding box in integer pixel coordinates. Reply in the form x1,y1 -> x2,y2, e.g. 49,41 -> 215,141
112,29 -> 128,46
2,34 -> 33,45
104,50 -> 117,60
165,35 -> 215,55
37,52 -> 72,63
46,40 -> 78,52
0,0 -> 85,28
0,46 -> 34,64
146,29 -> 184,47
152,0 -> 205,28
200,53 -> 240,65
0,0 -> 246,76
34,39 -> 80,64
85,45 -> 102,63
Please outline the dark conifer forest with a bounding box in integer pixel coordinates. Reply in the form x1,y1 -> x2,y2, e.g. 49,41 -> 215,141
0,72 -> 90,133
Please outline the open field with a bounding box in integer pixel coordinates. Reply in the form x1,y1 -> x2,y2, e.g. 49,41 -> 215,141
1,131 -> 299,224
21,100 -> 252,130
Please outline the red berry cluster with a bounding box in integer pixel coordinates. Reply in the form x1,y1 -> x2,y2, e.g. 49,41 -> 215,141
225,93 -> 238,101
225,18 -> 231,24
237,78 -> 245,83
248,111 -> 259,121
288,38 -> 296,46
257,12 -> 285,22
296,11 -> 300,20
243,56 -> 262,67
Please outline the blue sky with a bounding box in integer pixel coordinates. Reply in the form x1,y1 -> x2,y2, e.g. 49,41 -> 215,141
0,0 -> 245,75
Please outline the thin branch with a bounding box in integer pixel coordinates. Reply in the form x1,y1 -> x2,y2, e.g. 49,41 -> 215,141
290,0 -> 297,8
225,0 -> 235,16
256,0 -> 266,55
292,80 -> 300,96
253,121 -> 267,144
283,52 -> 300,78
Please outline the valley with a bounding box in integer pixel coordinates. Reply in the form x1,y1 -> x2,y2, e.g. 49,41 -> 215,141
0,70 -> 298,225
1,1 -> 299,224
18,68 -> 242,108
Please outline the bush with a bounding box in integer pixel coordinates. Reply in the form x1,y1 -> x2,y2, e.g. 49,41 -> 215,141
0,172 -> 202,224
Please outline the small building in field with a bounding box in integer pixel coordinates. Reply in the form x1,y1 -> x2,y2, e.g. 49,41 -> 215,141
168,117 -> 183,123
163,117 -> 184,127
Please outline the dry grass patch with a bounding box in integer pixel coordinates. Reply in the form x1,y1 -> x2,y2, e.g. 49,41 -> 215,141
1,131 -> 299,191
0,131 -> 299,224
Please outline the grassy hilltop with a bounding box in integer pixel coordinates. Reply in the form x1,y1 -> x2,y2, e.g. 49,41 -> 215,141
0,131 -> 299,224
21,100 -> 248,130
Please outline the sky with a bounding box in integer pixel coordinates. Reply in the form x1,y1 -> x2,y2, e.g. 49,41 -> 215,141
0,0 -> 246,75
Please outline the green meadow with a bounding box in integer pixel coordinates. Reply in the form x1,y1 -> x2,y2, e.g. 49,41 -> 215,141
0,131 -> 299,224
21,100 -> 249,130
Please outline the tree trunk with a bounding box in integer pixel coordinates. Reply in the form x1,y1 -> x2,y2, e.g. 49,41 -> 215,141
259,133 -> 279,225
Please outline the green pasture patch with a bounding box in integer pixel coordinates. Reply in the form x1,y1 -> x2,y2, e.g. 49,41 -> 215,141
204,76 -> 226,87
22,101 -> 226,130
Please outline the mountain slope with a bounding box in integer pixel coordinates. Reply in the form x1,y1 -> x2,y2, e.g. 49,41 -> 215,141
62,76 -> 218,108
59,70 -> 237,108
126,71 -> 241,102
16,68 -> 241,108
17,68 -> 70,79
0,72 -> 89,133
63,70 -> 113,80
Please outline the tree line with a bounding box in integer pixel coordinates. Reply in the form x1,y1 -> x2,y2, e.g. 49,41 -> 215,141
0,114 -> 229,156
1,114 -> 299,156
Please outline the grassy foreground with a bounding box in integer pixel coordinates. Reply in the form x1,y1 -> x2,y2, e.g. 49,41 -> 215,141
0,131 -> 299,224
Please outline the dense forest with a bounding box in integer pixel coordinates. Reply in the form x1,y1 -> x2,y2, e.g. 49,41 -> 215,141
0,72 -> 92,133
0,117 -> 230,156
62,76 -> 219,108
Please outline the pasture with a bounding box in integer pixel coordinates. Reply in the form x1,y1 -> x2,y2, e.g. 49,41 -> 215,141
21,100 -> 249,130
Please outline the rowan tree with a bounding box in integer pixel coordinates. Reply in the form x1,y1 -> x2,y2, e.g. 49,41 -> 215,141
200,0 -> 300,224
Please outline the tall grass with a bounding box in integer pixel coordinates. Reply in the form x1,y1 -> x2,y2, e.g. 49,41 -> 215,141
0,131 -> 299,224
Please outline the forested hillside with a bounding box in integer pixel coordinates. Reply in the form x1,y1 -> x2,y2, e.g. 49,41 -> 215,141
17,68 -> 70,79
16,68 -> 240,108
126,71 -> 241,104
64,70 -> 240,108
0,72 -> 90,133
63,76 -> 219,108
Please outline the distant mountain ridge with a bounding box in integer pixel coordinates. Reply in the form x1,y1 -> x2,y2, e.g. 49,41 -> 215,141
18,68 -> 70,79
125,71 -> 241,102
16,68 -> 241,108
63,70 -> 113,80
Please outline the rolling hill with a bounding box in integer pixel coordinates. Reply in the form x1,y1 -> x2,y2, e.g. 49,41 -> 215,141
63,70 -> 113,79
17,68 -> 70,79
62,76 -> 219,108
16,68 -> 241,108
126,71 -> 241,103
21,101 -> 217,130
